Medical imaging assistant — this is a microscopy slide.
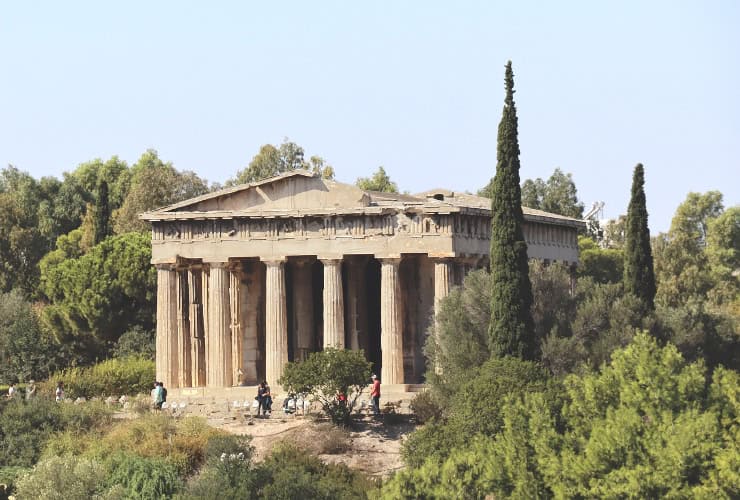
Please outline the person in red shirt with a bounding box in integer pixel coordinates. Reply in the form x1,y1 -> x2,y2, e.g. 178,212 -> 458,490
370,374 -> 381,416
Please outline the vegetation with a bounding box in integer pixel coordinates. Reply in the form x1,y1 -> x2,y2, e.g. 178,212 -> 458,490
488,61 -> 535,360
279,348 -> 372,425
40,357 -> 155,399
228,139 -> 335,186
355,166 -> 399,193
624,163 -> 657,312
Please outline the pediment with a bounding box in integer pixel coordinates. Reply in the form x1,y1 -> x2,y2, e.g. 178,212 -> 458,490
149,171 -> 371,215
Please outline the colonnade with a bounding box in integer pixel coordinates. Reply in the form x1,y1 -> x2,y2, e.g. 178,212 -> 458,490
155,255 -> 456,389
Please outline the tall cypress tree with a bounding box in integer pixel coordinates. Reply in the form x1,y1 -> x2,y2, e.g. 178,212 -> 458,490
94,179 -> 111,245
488,61 -> 535,360
623,163 -> 656,311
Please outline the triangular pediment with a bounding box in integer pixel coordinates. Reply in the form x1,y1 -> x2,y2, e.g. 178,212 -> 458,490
146,170 -> 371,216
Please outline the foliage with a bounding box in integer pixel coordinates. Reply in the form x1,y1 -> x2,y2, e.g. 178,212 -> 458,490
424,269 -> 491,398
104,453 -> 183,499
577,235 -> 623,284
402,357 -> 553,468
111,326 -> 156,360
0,398 -> 112,468
113,149 -> 209,234
42,357 -> 155,399
93,179 -> 111,245
409,391 -> 443,424
228,139 -> 335,186
0,466 -> 28,499
279,348 -> 372,425
488,61 -> 535,360
529,261 -> 575,346
519,168 -> 585,218
355,166 -> 399,193
13,455 -> 108,500
389,333 -> 740,498
0,290 -> 63,384
39,232 -> 156,343
623,163 -> 656,311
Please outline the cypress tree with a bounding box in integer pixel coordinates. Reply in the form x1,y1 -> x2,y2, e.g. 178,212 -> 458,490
94,179 -> 111,245
488,61 -> 535,360
623,163 -> 656,311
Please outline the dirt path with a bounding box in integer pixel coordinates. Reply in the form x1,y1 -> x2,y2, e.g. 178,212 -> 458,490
222,415 -> 415,477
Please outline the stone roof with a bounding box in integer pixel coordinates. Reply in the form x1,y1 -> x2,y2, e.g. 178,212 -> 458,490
141,170 -> 585,229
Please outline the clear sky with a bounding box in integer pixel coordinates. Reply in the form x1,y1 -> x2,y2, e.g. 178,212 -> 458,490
1,1 -> 738,232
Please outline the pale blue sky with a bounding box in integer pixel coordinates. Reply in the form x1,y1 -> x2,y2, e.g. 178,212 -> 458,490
1,1 -> 738,232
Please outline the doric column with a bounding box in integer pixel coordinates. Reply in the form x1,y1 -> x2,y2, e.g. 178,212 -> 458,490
176,268 -> 191,388
292,258 -> 314,361
346,256 -> 369,351
230,264 -> 243,386
155,264 -> 178,388
433,258 -> 453,319
206,263 -> 232,387
379,257 -> 404,384
264,259 -> 288,386
321,258 -> 345,348
188,267 -> 206,387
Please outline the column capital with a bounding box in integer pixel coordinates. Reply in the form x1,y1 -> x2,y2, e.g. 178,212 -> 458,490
261,257 -> 287,266
318,255 -> 343,263
155,263 -> 176,271
205,261 -> 230,269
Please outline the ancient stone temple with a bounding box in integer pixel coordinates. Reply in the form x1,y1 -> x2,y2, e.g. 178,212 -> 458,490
141,170 -> 585,390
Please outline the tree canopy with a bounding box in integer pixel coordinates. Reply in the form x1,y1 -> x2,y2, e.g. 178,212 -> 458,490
228,139 -> 335,186
355,166 -> 399,193
623,163 -> 656,311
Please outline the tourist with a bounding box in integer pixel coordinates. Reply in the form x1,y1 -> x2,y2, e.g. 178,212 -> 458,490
7,383 -> 16,399
370,374 -> 381,416
25,380 -> 36,400
257,381 -> 272,416
55,381 -> 64,402
153,382 -> 164,410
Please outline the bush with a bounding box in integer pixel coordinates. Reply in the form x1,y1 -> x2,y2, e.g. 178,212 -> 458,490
279,348 -> 372,426
13,455 -> 107,499
105,453 -> 183,499
111,326 -> 155,360
409,391 -> 443,424
0,466 -> 28,499
41,356 -> 155,399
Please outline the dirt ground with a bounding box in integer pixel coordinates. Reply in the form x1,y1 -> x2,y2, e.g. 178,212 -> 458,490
222,414 -> 416,477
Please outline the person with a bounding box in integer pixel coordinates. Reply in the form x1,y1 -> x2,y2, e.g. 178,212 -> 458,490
25,380 -> 36,400
55,381 -> 64,402
153,382 -> 164,410
7,383 -> 16,399
370,374 -> 381,416
257,381 -> 272,416
151,382 -> 158,407
161,382 -> 168,404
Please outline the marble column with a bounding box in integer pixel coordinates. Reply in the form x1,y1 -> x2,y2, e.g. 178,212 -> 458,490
229,264 -> 243,386
346,256 -> 369,351
188,267 -> 206,387
176,268 -> 192,388
321,258 -> 345,348
155,264 -> 178,388
433,258 -> 453,319
292,258 -> 314,361
380,258 -> 404,384
206,263 -> 232,387
264,259 -> 288,386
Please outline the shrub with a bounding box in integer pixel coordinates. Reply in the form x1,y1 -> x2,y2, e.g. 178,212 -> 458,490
112,326 -> 155,360
0,466 -> 28,499
409,391 -> 443,424
13,455 -> 107,499
41,356 -> 155,399
105,453 -> 183,499
279,348 -> 372,426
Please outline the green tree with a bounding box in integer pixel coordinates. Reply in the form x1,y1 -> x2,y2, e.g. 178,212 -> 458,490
229,139 -> 335,186
654,191 -> 725,308
0,290 -> 62,383
93,179 -> 111,245
112,150 -> 209,234
39,232 -> 156,343
623,164 -> 656,312
577,236 -> 624,284
488,61 -> 535,360
279,348 -> 372,425
355,166 -> 399,193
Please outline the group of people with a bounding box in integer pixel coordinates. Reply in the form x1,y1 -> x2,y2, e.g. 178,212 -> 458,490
255,380 -> 272,416
150,381 -> 168,409
5,380 -> 39,400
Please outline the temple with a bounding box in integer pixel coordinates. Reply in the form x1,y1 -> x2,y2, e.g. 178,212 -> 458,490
140,170 -> 585,389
